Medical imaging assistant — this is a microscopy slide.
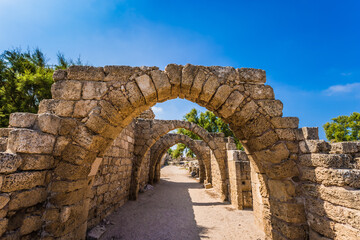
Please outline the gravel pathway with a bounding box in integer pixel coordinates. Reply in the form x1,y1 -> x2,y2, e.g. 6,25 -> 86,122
99,165 -> 265,240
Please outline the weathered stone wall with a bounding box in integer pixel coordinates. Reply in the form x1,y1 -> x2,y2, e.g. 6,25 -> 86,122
0,114 -> 58,239
87,121 -> 135,228
3,64 -> 360,240
139,151 -> 150,189
298,129 -> 360,239
210,150 -> 223,195
227,150 -> 252,209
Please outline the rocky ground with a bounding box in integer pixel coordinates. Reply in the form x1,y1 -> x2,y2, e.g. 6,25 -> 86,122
97,166 -> 264,240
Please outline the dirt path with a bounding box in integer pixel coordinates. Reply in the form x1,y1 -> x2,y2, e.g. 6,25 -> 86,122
99,165 -> 265,240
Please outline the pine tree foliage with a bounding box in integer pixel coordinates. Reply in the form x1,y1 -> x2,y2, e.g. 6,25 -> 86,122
0,48 -> 82,127
323,112 -> 360,142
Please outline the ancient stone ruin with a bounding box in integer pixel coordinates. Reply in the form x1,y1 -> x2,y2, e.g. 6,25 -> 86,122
0,64 -> 359,239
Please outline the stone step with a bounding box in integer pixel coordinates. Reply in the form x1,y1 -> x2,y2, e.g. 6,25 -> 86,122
300,166 -> 360,188
299,153 -> 357,169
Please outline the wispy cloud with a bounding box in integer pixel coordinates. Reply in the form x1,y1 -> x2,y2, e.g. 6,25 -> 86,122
151,106 -> 163,113
341,72 -> 352,76
323,82 -> 360,96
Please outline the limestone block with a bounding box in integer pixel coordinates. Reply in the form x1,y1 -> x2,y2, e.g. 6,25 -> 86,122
330,142 -> 359,154
241,116 -> 272,139
104,65 -> 137,82
254,142 -> 290,164
271,216 -> 308,240
99,100 -> 124,126
245,84 -> 274,100
125,81 -> 145,108
198,75 -> 220,103
301,167 -> 360,188
20,215 -> 42,235
257,100 -> 283,117
304,184 -> 360,210
299,153 -> 351,168
1,171 -> 47,192
107,88 -> 133,114
271,201 -> 306,223
62,143 -> 95,165
50,179 -> 88,193
58,118 -> 78,136
8,129 -> 56,154
299,140 -> 331,154
51,80 -> 82,100
307,212 -> 335,239
135,74 -> 157,103
302,127 -> 319,140
8,187 -> 47,210
53,69 -> 67,81
271,117 -> 299,129
246,130 -> 279,151
50,188 -> 87,205
0,153 -> 22,174
0,137 -> 7,152
54,162 -> 91,180
334,222 -> 360,239
37,113 -> 61,135
165,64 -> 182,96
264,160 -> 299,179
19,154 -> 55,170
0,128 -> 12,137
73,100 -> 99,118
181,64 -> 198,96
9,112 -> 37,128
228,100 -> 258,125
309,228 -> 332,240
85,112 -> 109,134
53,137 -> 70,158
189,68 -> 207,101
322,200 -> 360,230
0,218 -> 8,237
217,91 -> 245,119
237,68 -> 266,84
38,99 -> 75,117
82,81 -> 108,100
204,183 -> 212,189
0,194 -> 10,209
67,66 -> 105,81
268,180 -> 296,201
150,70 -> 171,102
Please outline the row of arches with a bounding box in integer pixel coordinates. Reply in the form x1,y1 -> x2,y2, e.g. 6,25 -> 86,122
0,64 -> 305,239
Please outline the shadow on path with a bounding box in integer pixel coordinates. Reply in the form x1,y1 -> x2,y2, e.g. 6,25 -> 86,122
99,173 -> 209,240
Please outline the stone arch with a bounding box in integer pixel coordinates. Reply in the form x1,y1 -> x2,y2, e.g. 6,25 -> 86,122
132,119 -> 227,200
148,133 -> 211,184
1,64 -> 305,239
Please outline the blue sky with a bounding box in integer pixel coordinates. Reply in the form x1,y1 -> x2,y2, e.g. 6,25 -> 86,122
1,0 -> 359,139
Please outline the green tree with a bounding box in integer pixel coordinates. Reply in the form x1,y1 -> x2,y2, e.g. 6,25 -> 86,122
0,48 -> 82,127
170,108 -> 242,158
323,112 -> 360,142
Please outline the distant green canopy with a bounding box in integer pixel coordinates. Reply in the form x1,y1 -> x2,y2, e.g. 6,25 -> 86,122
323,112 -> 360,142
169,108 -> 242,159
0,48 -> 82,127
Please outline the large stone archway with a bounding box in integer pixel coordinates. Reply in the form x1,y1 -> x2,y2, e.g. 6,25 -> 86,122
148,133 -> 211,184
0,64 -> 307,239
132,119 -> 227,200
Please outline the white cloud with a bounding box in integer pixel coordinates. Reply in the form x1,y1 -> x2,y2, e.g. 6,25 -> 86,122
151,106 -> 163,113
323,82 -> 360,96
341,72 -> 352,76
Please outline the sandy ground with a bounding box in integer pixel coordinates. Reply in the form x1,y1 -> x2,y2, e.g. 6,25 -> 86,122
99,165 -> 265,240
